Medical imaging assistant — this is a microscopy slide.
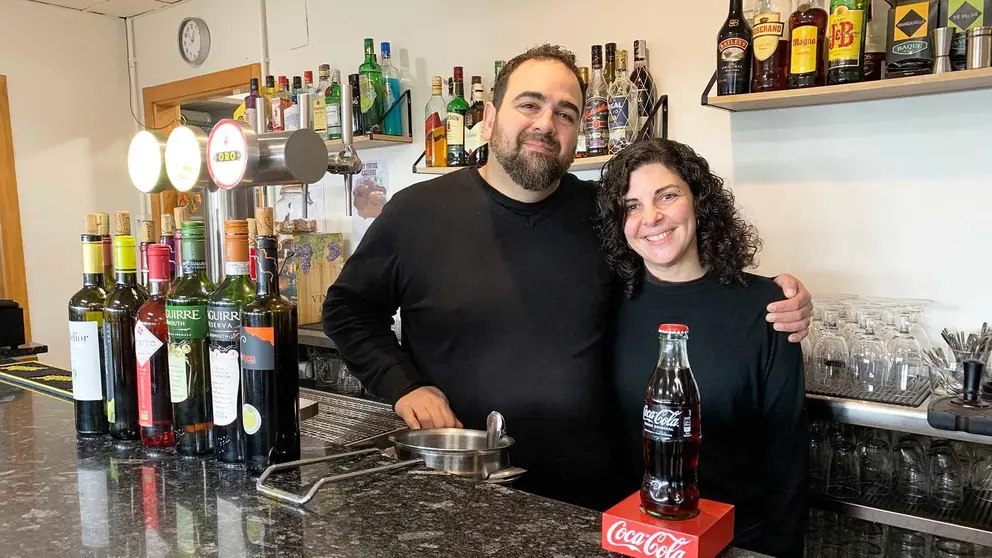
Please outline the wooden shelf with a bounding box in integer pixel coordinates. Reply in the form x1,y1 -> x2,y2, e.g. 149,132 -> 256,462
704,67 -> 992,112
413,154 -> 613,175
325,133 -> 412,151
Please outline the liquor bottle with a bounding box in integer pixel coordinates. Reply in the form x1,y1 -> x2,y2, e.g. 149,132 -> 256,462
325,69 -> 343,140
269,76 -> 289,132
585,46 -> 610,157
752,0 -> 790,92
241,208 -> 300,476
608,50 -> 635,154
159,213 -> 176,281
381,42 -> 403,136
359,38 -> 385,134
167,219 -> 216,456
103,227 -> 149,441
864,0 -> 886,81
445,67 -> 470,167
641,324 -> 702,520
575,67 -> 590,159
630,40 -> 658,140
244,78 -> 262,130
605,42 -> 617,86
135,244 -> 174,448
137,218 -> 154,290
97,213 -> 113,287
349,73 -> 364,136
69,215 -> 109,437
425,76 -> 448,167
312,67 -> 329,138
174,206 -> 189,280
789,0 -> 829,88
717,0 -> 753,95
263,75 -> 277,131
208,220 -> 256,464
465,76 -> 486,166
491,60 -> 505,101
827,0 -> 868,84
447,77 -> 454,101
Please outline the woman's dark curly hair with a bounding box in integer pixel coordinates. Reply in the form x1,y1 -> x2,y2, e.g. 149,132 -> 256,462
595,139 -> 761,299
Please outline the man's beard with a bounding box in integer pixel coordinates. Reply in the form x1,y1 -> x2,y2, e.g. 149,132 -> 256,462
490,120 -> 573,192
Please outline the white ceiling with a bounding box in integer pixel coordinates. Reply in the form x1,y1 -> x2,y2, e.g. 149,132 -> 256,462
27,0 -> 185,18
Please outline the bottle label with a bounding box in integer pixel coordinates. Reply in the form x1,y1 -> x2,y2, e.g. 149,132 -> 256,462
828,6 -> 865,67
576,131 -> 587,154
312,97 -> 328,133
584,97 -> 609,149
384,78 -> 398,111
182,259 -> 208,275
327,103 -> 342,130
446,113 -> 465,146
209,347 -> 240,426
69,320 -> 103,401
167,344 -> 190,403
608,96 -> 631,132
243,403 -> 262,435
791,25 -> 821,75
359,75 -> 376,113
208,306 -> 241,342
271,97 -> 284,131
166,304 -> 207,340
224,262 -> 251,276
643,404 -> 694,441
241,326 -> 275,371
753,14 -> 785,62
464,122 -> 481,154
135,321 -> 164,427
284,105 -> 300,131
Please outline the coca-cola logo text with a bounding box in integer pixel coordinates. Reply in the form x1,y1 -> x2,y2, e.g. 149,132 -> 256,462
643,407 -> 682,428
606,520 -> 692,558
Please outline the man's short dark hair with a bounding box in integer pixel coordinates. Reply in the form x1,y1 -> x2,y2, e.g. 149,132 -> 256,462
492,44 -> 586,110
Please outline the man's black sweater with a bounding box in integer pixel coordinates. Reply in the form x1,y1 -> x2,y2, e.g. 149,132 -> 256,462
608,272 -> 808,557
323,168 -> 619,509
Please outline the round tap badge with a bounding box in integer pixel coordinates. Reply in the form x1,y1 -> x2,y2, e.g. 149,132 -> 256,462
207,119 -> 249,190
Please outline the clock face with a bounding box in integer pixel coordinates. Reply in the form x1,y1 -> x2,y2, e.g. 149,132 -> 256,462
178,18 -> 210,66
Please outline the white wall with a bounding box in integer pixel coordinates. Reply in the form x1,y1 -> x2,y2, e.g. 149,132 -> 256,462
1,0 -> 137,367
133,0 -> 990,331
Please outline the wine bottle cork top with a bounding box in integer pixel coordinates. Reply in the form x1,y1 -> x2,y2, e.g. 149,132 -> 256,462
96,213 -> 110,236
83,214 -> 101,235
246,218 -> 257,241
161,214 -> 175,235
138,219 -> 155,243
114,211 -> 131,236
255,207 -> 274,236
174,205 -> 190,225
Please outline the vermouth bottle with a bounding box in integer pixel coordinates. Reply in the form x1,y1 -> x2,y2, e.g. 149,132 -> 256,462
241,213 -> 300,476
135,244 -> 174,448
208,220 -> 256,464
69,225 -> 109,437
167,220 -> 216,455
103,234 -> 148,440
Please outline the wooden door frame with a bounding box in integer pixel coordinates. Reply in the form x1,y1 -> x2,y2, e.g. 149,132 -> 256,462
141,63 -> 261,234
0,74 -> 30,340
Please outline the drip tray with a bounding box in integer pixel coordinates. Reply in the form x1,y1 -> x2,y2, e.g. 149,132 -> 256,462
806,377 -> 931,408
300,388 -> 407,446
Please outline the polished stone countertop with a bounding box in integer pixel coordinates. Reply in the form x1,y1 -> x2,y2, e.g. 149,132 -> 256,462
0,380 -> 766,557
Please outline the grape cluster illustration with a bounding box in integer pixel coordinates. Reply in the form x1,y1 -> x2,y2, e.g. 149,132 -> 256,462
297,244 -> 313,274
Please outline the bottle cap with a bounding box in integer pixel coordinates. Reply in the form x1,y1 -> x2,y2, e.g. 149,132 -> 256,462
113,235 -> 137,272
224,220 -> 250,265
606,43 -> 616,57
250,77 -> 259,88
304,70 -> 313,82
147,244 -> 171,281
453,66 -> 463,81
181,219 -> 205,238
332,69 -> 341,81
591,45 -> 603,67
266,75 -> 275,88
471,75 -> 482,84
293,76 -> 302,89
432,76 -> 443,87
319,64 -> 330,73
114,211 -> 131,236
658,324 -> 689,334
381,41 -> 391,57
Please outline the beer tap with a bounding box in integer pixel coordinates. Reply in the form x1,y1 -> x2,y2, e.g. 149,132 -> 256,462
328,76 -> 362,217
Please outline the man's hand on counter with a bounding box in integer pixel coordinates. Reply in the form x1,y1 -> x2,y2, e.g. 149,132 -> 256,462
395,387 -> 463,429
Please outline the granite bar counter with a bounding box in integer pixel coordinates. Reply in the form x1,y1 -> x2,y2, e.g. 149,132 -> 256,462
0,381 -> 766,557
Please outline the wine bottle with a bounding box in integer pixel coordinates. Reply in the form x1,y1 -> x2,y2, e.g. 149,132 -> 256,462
208,220 -> 256,464
159,213 -> 177,281
136,244 -> 175,448
69,214 -> 109,437
97,213 -> 114,288
103,223 -> 149,441
137,218 -> 154,291
241,208 -> 300,476
167,219 -> 216,455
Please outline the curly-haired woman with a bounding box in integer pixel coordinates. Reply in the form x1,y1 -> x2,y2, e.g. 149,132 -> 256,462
597,139 -> 807,557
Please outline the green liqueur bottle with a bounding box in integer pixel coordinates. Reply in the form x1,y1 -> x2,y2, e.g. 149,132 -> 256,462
208,220 -> 256,464
103,226 -> 148,440
358,37 -> 385,133
445,66 -> 470,167
167,219 -> 216,455
69,214 -> 109,437
241,208 -> 300,476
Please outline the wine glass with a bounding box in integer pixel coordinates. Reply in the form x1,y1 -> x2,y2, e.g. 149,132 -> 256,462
813,312 -> 851,390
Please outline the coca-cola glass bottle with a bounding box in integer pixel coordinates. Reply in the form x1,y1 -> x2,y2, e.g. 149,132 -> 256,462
641,323 -> 702,520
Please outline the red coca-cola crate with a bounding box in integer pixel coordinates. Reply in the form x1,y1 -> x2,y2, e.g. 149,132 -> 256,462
602,493 -> 734,558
